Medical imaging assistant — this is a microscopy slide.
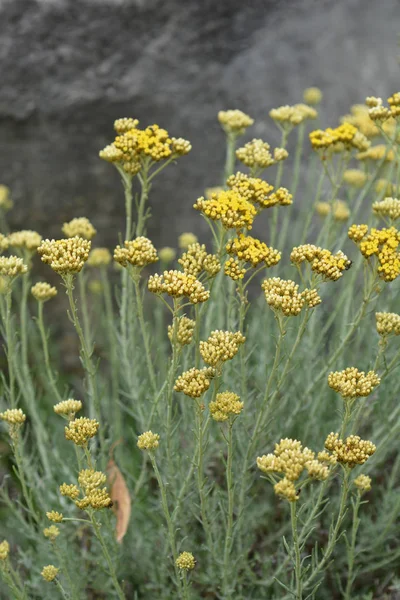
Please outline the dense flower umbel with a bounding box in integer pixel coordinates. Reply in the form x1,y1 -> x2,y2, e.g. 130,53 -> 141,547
224,258 -> 246,281
349,225 -> 400,281
194,189 -> 257,231
31,282 -> 57,302
270,104 -> 317,128
46,511 -> 63,523
38,237 -> 91,274
54,399 -> 82,418
262,278 -> 321,316
0,408 -> 26,425
59,483 -> 80,500
218,109 -> 254,135
309,123 -> 370,154
372,197 -> 400,221
148,270 -> 209,303
114,237 -> 158,268
62,217 -> 97,240
209,392 -> 243,421
236,139 -> 288,170
0,256 -> 28,278
303,87 -> 322,105
41,565 -> 59,582
174,367 -> 215,398
0,233 -> 9,253
168,316 -> 195,345
137,431 -> 160,450
226,234 -> 281,267
357,144 -> 395,162
87,247 -> 112,267
328,368 -> 380,398
0,185 -> 13,210
43,526 -> 60,541
78,469 -> 107,494
376,312 -> 400,336
8,230 -> 42,252
65,417 -> 99,446
291,244 -> 351,281
343,168 -> 368,188
199,330 -> 245,367
354,474 -> 372,492
324,433 -> 376,467
226,172 -> 274,207
0,540 -> 10,560
178,243 -> 221,277
176,552 -> 196,571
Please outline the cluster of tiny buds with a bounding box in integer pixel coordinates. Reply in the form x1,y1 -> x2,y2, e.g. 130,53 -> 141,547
290,244 -> 351,281
303,87 -> 323,105
353,474 -> 372,493
0,540 -> 10,560
324,433 -> 376,467
64,417 -> 99,446
0,408 -> 26,425
159,246 -> 177,263
309,123 -> 370,154
194,189 -> 257,231
60,483 -> 80,499
174,367 -> 215,398
178,232 -> 198,249
218,109 -> 254,135
87,247 -> 112,267
316,200 -> 350,221
0,185 -> 13,211
137,431 -> 160,451
224,257 -> 246,281
226,234 -> 281,268
376,311 -> 400,336
38,237 -> 91,275
168,316 -> 195,346
199,330 -> 245,367
270,104 -> 317,128
349,225 -> 400,281
372,197 -> 400,221
0,256 -> 28,279
176,552 -> 196,571
7,230 -> 43,252
43,526 -> 60,541
178,243 -> 221,278
262,277 -> 321,316
31,282 -> 58,302
148,270 -> 210,303
41,565 -> 59,582
46,511 -> 63,523
54,399 -> 83,419
328,367 -> 380,399
209,391 -> 243,422
62,217 -> 97,240
114,237 -> 158,268
236,138 -> 288,169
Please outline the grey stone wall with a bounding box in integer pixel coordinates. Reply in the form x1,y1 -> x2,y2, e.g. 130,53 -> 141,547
1,0 -> 399,248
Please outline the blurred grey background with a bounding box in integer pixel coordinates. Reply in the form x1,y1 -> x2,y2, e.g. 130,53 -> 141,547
1,0 -> 399,248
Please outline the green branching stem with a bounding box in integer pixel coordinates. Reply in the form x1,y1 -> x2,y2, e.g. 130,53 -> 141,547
131,273 -> 157,393
290,501 -> 303,600
222,420 -> 235,598
12,434 -> 39,524
223,133 -> 238,184
36,300 -> 63,402
344,491 -> 362,600
270,130 -> 289,247
91,515 -> 126,600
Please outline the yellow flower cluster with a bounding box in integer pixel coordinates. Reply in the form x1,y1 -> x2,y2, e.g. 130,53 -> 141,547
303,87 -> 322,105
38,237 -> 91,275
0,540 -> 10,560
64,417 -> 99,446
31,282 -> 57,302
341,104 -> 392,138
8,230 -> 42,252
376,312 -> 400,336
87,247 -> 112,267
148,270 -> 209,303
0,408 -> 26,425
75,469 -> 112,510
375,179 -> 397,196
270,104 -> 317,128
236,139 -> 288,169
224,257 -> 246,281
168,316 -> 195,346
62,217 -> 96,240
174,367 -> 215,398
176,552 -> 196,571
354,474 -> 372,492
372,197 -> 400,221
316,200 -> 350,221
178,232 -> 198,249
137,431 -> 160,450
41,565 -> 59,582
54,399 -> 82,418
262,277 -> 321,316
100,121 -> 191,174
159,247 -> 176,263
343,169 -> 368,188
226,234 -> 281,268
194,189 -> 257,231
309,123 -> 370,153
328,367 -> 380,398
324,433 -> 376,467
226,172 -> 292,210
46,511 -> 63,523
0,256 -> 28,278
290,244 -> 351,281
218,109 -> 254,135
0,234 -> 9,253
257,438 -> 329,502
59,483 -> 80,499
0,185 -> 13,211
114,237 -> 158,268
356,144 -> 395,162
178,243 -> 221,277
43,526 -> 60,541
199,330 -> 245,367
209,391 -> 243,421
349,225 -> 400,281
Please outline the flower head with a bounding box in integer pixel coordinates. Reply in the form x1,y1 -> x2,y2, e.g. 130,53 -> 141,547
148,270 -> 209,303
328,367 -> 380,399
176,552 -> 196,571
372,197 -> 400,221
343,169 -> 368,188
174,367 -> 215,398
46,511 -> 63,523
236,139 -> 283,170
31,282 -> 58,302
38,237 -> 91,275
194,190 -> 257,231
168,316 -> 195,346
65,417 -> 99,446
159,247 -> 177,263
87,248 -> 112,267
199,330 -> 245,367
59,483 -> 80,499
303,87 -> 322,105
226,234 -> 281,268
354,474 -> 372,493
0,408 -> 26,425
137,431 -> 160,451
62,217 -> 96,240
218,110 -> 254,135
41,565 -> 59,582
43,526 -> 60,541
376,312 -> 400,336
178,243 -> 220,277
209,392 -> 243,421
0,185 -> 13,211
324,433 -> 376,467
349,225 -> 400,282
0,256 -> 28,279
54,399 -> 82,418
114,237 -> 158,268
262,278 -> 320,316
290,244 -> 351,281
0,540 -> 10,561
8,230 -> 42,252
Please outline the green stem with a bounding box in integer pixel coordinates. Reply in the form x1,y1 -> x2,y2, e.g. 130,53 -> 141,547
270,130 -> 288,247
166,300 -> 180,471
3,291 -> 16,407
132,275 -> 157,393
222,421 -> 235,598
55,579 -> 71,600
291,501 -> 303,600
223,133 -> 237,184
136,163 -> 150,237
12,435 -> 39,523
36,301 -> 63,402
19,269 -> 30,371
91,517 -> 126,600
344,492 -> 361,600
78,270 -> 91,348
196,394 -> 215,560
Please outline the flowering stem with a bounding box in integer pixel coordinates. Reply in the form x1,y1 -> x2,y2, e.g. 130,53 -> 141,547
131,275 -> 157,393
19,269 -> 30,371
149,453 -> 183,597
270,130 -> 288,247
36,301 -> 63,402
91,516 -> 126,600
223,133 -> 237,184
165,299 -> 180,471
222,421 -> 235,598
55,579 -> 71,600
136,162 -> 150,237
344,492 -> 362,600
0,564 -> 27,600
290,501 -> 303,600
78,270 -> 91,348
181,572 -> 190,600
12,435 -> 39,523
2,291 -> 16,407
196,393 -> 215,561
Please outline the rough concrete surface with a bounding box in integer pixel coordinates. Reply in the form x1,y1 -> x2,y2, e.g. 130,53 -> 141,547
0,0 -> 399,247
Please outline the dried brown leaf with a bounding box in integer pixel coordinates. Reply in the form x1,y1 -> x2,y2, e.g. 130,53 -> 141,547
107,458 -> 131,543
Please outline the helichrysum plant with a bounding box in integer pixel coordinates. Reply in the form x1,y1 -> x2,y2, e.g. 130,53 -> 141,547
1,85 -> 400,600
